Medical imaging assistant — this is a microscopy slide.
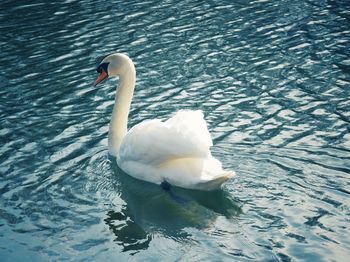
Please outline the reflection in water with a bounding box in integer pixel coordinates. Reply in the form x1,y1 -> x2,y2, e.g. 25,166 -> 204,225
105,209 -> 152,254
104,160 -> 241,254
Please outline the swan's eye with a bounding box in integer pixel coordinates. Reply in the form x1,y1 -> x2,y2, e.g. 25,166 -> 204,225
96,62 -> 109,75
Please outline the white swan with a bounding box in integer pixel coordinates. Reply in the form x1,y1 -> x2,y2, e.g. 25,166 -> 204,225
94,53 -> 235,190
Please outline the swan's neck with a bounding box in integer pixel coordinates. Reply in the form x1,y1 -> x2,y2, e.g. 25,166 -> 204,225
108,65 -> 136,156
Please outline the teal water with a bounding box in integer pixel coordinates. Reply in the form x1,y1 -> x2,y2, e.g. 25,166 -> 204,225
1,0 -> 350,261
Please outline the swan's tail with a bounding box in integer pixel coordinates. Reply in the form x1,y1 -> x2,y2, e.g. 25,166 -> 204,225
197,171 -> 235,191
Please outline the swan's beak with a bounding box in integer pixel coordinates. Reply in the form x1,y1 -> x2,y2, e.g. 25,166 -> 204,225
94,70 -> 108,86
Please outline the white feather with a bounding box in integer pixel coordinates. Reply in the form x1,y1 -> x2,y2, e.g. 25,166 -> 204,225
117,110 -> 235,190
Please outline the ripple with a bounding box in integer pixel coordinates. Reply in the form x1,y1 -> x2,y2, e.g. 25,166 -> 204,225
1,0 -> 350,260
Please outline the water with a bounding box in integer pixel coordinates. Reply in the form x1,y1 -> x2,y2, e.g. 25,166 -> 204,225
1,0 -> 349,261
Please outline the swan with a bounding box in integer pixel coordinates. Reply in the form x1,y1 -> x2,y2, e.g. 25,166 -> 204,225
94,53 -> 235,190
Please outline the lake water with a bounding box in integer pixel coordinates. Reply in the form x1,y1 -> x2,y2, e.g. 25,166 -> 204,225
1,0 -> 349,261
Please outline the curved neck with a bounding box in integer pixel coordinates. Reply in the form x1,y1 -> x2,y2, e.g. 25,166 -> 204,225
108,64 -> 136,156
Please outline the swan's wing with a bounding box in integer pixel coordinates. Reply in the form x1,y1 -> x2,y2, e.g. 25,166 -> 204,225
119,110 -> 212,165
165,110 -> 212,147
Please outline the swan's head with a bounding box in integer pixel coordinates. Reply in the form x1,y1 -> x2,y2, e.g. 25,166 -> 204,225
94,53 -> 133,86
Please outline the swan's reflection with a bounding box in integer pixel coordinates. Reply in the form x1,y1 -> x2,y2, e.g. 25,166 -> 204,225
104,208 -> 152,254
104,161 -> 241,254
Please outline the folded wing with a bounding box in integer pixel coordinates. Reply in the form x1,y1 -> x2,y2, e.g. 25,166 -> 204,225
118,110 -> 212,165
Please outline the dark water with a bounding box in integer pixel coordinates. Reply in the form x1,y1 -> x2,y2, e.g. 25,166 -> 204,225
1,0 -> 350,261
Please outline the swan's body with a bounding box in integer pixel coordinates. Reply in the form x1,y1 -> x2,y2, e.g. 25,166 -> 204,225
94,53 -> 234,190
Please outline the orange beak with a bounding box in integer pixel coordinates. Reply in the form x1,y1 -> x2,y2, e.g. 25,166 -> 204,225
94,70 -> 108,86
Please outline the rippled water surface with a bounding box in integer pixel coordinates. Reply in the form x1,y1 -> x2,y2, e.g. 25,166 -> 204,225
1,0 -> 350,261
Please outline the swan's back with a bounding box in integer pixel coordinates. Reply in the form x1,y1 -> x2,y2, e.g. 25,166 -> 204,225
119,110 -> 211,163
117,110 -> 234,190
